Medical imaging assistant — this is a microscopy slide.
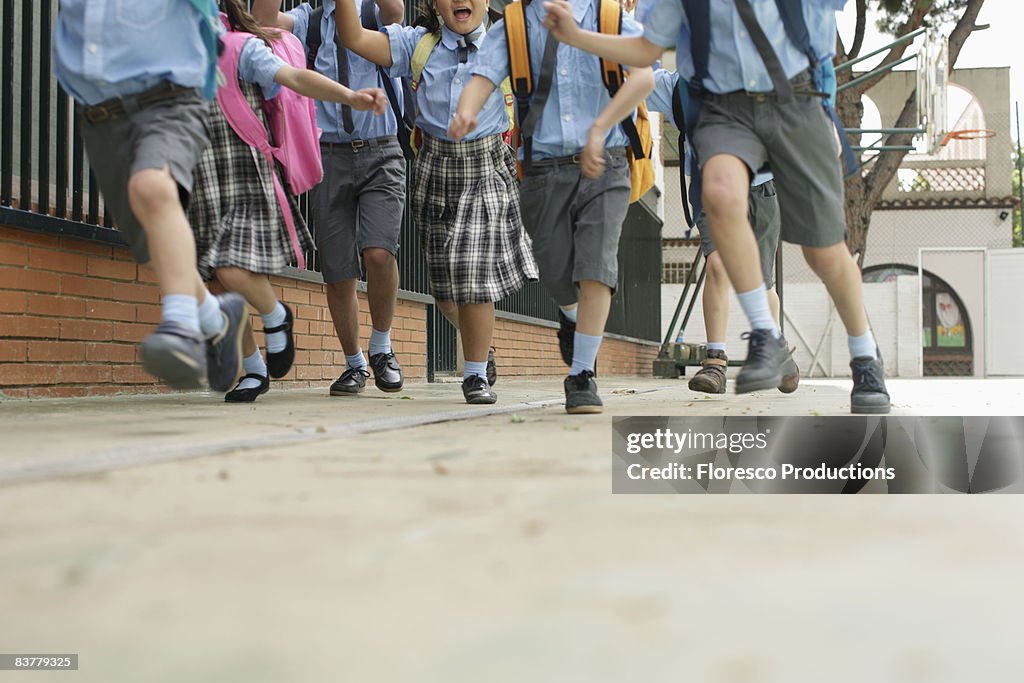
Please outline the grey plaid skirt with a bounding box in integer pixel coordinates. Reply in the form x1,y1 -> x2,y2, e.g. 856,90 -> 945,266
412,133 -> 538,305
188,81 -> 315,281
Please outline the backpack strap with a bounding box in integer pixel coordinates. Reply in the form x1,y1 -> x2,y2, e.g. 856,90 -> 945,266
671,77 -> 695,229
504,0 -> 533,128
770,0 -> 857,177
410,32 -> 441,91
596,0 -> 645,160
306,6 -> 324,70
360,0 -> 416,157
186,0 -> 222,100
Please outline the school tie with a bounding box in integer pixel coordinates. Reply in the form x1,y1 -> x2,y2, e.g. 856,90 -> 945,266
332,18 -> 356,133
457,36 -> 478,64
732,0 -> 793,101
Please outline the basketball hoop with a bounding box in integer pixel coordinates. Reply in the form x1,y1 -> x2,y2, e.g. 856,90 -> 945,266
941,129 -> 996,146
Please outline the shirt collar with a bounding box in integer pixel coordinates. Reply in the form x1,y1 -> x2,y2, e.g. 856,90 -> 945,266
527,0 -> 586,23
440,22 -> 487,51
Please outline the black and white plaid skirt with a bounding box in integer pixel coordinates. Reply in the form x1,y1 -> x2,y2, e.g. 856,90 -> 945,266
411,133 -> 538,305
188,81 -> 314,281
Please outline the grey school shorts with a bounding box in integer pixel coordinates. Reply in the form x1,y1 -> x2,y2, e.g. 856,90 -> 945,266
314,137 -> 406,283
696,179 -> 780,288
694,80 -> 846,249
77,87 -> 211,264
519,152 -> 631,306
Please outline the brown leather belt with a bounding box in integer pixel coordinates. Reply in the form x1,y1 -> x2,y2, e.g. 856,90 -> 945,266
81,82 -> 194,125
529,147 -> 627,169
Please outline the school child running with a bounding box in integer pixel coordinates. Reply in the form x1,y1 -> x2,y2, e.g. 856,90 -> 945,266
543,0 -> 891,414
647,67 -> 798,396
52,0 -> 247,392
332,0 -> 539,404
253,0 -> 408,398
192,0 -> 387,403
450,0 -> 654,414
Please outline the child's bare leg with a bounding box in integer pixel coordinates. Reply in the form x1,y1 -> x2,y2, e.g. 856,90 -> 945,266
701,156 -> 763,297
458,303 -> 495,364
215,267 -> 277,315
128,167 -> 199,299
801,244 -> 868,337
576,280 -> 612,337
437,299 -> 460,328
364,247 -> 399,361
767,286 -> 781,326
702,252 -> 730,343
326,279 -> 362,358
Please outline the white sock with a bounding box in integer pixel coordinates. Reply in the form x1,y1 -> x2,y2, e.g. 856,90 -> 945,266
736,285 -> 780,337
559,305 -> 578,323
161,294 -> 200,333
235,350 -> 268,390
368,328 -> 392,357
464,360 -> 488,381
197,292 -> 224,338
848,330 -> 878,360
346,350 -> 367,370
570,331 -> 603,376
707,342 -> 727,352
261,301 -> 288,354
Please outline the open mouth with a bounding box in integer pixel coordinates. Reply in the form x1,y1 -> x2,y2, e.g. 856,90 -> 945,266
453,7 -> 472,20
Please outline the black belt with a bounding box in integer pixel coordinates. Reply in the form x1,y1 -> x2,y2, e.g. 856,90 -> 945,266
320,136 -> 396,151
709,71 -> 827,104
81,82 -> 194,124
528,147 -> 627,170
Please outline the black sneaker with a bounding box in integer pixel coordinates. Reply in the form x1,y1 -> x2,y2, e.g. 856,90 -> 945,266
734,329 -> 790,394
688,349 -> 728,394
369,351 -> 404,392
330,365 -> 369,396
850,351 -> 891,414
778,341 -> 800,394
462,375 -> 497,404
564,370 -> 603,414
556,310 -> 575,367
141,321 -> 206,390
486,348 -> 497,387
205,293 -> 247,393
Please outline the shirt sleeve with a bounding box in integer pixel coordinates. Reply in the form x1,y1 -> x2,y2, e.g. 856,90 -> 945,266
237,37 -> 287,99
641,0 -> 685,49
646,68 -> 679,115
470,19 -> 511,87
288,3 -> 312,45
382,24 -> 427,80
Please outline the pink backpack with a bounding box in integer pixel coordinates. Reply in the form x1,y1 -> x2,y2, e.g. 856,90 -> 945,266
216,20 -> 323,269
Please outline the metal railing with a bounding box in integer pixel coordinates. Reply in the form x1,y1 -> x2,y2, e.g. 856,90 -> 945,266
0,0 -> 662,378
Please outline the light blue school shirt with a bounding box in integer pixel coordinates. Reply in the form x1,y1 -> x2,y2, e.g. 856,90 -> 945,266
384,24 -> 507,141
647,68 -> 772,184
289,0 -> 399,142
642,0 -> 846,95
237,38 -> 287,99
53,0 -> 211,105
472,0 -> 643,159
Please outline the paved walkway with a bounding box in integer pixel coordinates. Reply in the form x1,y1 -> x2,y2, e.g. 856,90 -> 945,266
1,377 -> 1022,681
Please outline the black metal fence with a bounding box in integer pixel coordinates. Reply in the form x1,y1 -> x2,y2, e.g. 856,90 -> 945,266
0,0 -> 662,377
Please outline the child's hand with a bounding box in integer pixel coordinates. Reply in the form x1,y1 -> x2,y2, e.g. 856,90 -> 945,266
543,1 -> 581,45
621,0 -> 637,11
448,112 -> 478,141
347,88 -> 388,114
581,127 -> 606,179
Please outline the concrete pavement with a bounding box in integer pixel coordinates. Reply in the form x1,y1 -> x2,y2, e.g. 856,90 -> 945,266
1,376 -> 1022,682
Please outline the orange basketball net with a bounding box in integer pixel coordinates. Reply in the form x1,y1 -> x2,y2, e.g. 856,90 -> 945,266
941,129 -> 996,146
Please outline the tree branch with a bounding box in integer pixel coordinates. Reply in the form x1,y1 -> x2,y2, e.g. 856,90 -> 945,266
849,0 -> 930,96
848,0 -> 867,59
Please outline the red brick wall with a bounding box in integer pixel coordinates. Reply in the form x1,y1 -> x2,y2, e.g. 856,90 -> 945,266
0,225 -> 656,398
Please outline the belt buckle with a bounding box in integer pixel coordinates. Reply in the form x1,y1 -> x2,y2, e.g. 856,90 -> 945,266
570,154 -> 581,165
84,106 -> 111,124
351,139 -> 366,150
751,93 -> 769,104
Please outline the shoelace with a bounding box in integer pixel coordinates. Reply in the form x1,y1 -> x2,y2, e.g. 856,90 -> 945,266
341,366 -> 369,381
852,360 -> 886,394
372,352 -> 396,371
740,330 -> 774,361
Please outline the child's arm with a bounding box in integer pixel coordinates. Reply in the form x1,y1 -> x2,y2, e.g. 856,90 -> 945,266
252,0 -> 295,31
334,0 -> 394,67
581,65 -> 655,179
449,75 -> 498,140
542,0 -> 662,67
274,66 -> 388,113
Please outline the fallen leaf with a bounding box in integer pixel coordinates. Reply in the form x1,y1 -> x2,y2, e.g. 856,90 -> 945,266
510,414 -> 526,424
217,470 -> 230,481
400,396 -> 415,400
315,425 -> 326,433
611,388 -> 637,395
432,461 -> 448,475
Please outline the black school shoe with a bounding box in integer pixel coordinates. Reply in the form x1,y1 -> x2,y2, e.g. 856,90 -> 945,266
206,293 -> 247,393
487,348 -> 497,387
224,374 -> 270,403
462,375 -> 497,404
369,351 -> 404,392
734,329 -> 791,395
850,351 -> 891,414
564,370 -> 603,414
330,365 -> 369,396
265,303 -> 295,379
